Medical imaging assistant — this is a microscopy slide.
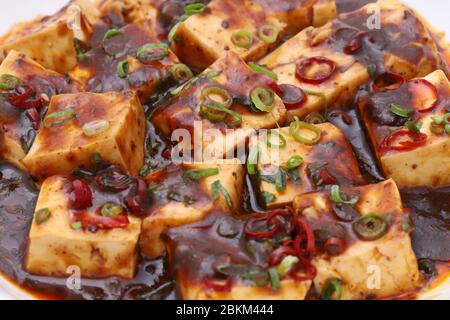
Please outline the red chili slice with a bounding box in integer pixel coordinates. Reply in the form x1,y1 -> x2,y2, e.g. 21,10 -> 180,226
70,179 -> 93,210
278,84 -> 306,109
25,108 -> 41,130
323,237 -> 346,256
5,84 -> 43,109
244,217 -> 281,239
202,276 -> 233,292
319,168 -> 337,185
378,130 -> 427,154
289,256 -> 317,281
373,72 -> 405,92
294,217 -> 315,254
296,57 -> 336,85
78,214 -> 129,229
344,31 -> 375,54
266,79 -> 283,96
407,79 -> 439,113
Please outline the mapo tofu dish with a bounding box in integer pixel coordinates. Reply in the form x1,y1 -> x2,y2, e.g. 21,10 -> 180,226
0,0 -> 448,300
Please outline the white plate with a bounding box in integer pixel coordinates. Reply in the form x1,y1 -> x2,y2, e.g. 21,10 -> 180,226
0,0 -> 448,300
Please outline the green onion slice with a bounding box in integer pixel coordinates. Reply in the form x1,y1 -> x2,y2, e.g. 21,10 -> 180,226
71,221 -> 83,230
168,22 -> 181,43
352,213 -> 388,241
103,29 -> 123,44
289,117 -> 321,145
117,60 -> 129,78
405,121 -> 422,132
304,112 -> 326,124
211,180 -> 233,209
184,3 -> 206,15
247,146 -> 260,175
321,278 -> 342,300
0,74 -> 20,90
262,191 -> 276,204
82,120 -> 110,137
277,255 -> 299,277
268,267 -> 280,290
231,30 -> 254,49
101,203 -> 124,217
390,103 -> 413,118
248,62 -> 277,81
43,108 -> 76,128
275,168 -> 286,193
183,168 -> 219,181
287,155 -> 304,169
445,124 -> 450,134
170,63 -> 193,82
137,43 -> 169,62
258,24 -> 279,44
250,87 -> 275,112
330,185 -> 359,206
266,130 -> 286,148
35,208 -> 51,225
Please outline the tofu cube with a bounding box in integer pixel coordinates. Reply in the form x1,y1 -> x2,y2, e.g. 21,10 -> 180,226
70,23 -> 180,102
165,213 -> 312,300
152,52 -> 286,159
23,91 -> 146,178
251,123 -> 363,209
259,0 -> 445,120
0,0 -> 100,73
0,50 -> 80,168
140,160 -> 245,259
26,176 -> 141,279
293,179 -> 424,299
358,70 -> 450,188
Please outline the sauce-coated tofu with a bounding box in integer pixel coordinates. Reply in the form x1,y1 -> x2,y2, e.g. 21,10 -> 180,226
0,0 -> 100,73
140,160 -> 245,259
0,51 -> 79,168
171,0 -> 337,69
259,0 -> 446,120
23,91 -> 146,178
152,52 -> 286,159
26,176 -> 141,279
358,70 -> 450,188
251,123 -> 363,209
293,179 -> 424,299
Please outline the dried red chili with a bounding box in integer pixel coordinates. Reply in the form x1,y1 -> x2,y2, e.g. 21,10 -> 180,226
278,84 -> 306,109
70,179 -> 93,210
378,130 -> 427,154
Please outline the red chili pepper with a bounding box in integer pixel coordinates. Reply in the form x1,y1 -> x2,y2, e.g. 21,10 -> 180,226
202,276 -> 233,292
245,208 -> 291,239
373,72 -> 405,92
319,168 -> 337,185
408,79 -> 439,113
266,79 -> 283,96
344,31 -> 375,54
162,146 -> 172,159
323,237 -> 346,256
78,214 -> 129,229
70,179 -> 93,210
289,257 -> 317,281
295,217 -> 315,254
25,108 -> 41,130
278,84 -> 306,109
378,130 -> 427,154
95,166 -> 132,192
296,57 -> 336,85
5,84 -> 43,109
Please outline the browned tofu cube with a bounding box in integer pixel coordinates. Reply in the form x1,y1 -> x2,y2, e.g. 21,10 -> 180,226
170,0 -> 337,69
140,160 -> 245,259
250,123 -> 363,209
0,51 -> 80,168
0,0 -> 100,73
293,179 -> 424,299
23,91 -> 146,178
152,52 -> 286,159
358,70 -> 450,188
259,0 -> 446,120
26,175 -> 141,279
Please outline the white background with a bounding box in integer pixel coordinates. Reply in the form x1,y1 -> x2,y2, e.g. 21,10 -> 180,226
0,0 -> 448,37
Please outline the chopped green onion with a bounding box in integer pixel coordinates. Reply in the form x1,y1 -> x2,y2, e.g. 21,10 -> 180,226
289,117 -> 321,145
0,74 -> 20,90
390,103 -> 413,118
43,108 -> 76,128
405,121 -> 422,132
258,24 -> 279,44
287,155 -> 304,169
199,86 -> 241,125
136,43 -> 169,62
268,267 -> 280,290
35,208 -> 51,225
303,90 -> 329,118
71,221 -> 83,230
200,102 -> 242,126
168,191 -> 196,205
101,203 -> 124,217
184,3 -> 206,15
275,168 -> 286,193
266,130 -> 286,148
352,213 -> 388,241
304,112 -> 326,124
231,30 -> 254,49
73,38 -> 88,62
103,29 -> 123,44
277,255 -> 299,277
170,76 -> 198,96
247,146 -> 260,175
211,180 -> 233,209
432,116 -> 444,125
205,70 -> 221,79
183,168 -> 219,181
250,87 -> 275,112
430,121 -> 444,135
200,86 -> 233,109
330,185 -> 359,206
321,278 -> 342,300
248,62 -> 277,81
82,120 -> 110,137
445,124 -> 450,134
444,113 -> 450,125
168,22 -> 181,43
170,63 -> 193,82
117,60 -> 129,78
262,191 -> 276,204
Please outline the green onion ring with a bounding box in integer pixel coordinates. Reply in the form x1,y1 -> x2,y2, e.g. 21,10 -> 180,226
170,63 -> 194,82
117,60 -> 129,78
136,43 -> 169,62
103,29 -> 123,44
405,121 -> 422,133
286,155 -> 304,169
330,185 -> 359,205
35,208 -> 51,225
266,130 -> 286,148
231,30 -> 254,49
0,74 -> 20,90
304,112 -> 326,124
289,117 -> 321,145
258,24 -> 279,44
184,3 -> 206,15
82,120 -> 110,137
277,255 -> 299,277
43,108 -> 76,128
183,168 -> 219,181
248,62 -> 277,81
168,22 -> 181,43
390,103 -> 413,118
321,278 -> 342,300
247,146 -> 260,175
268,267 -> 280,290
250,87 -> 275,112
352,213 -> 388,241
101,203 -> 124,217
